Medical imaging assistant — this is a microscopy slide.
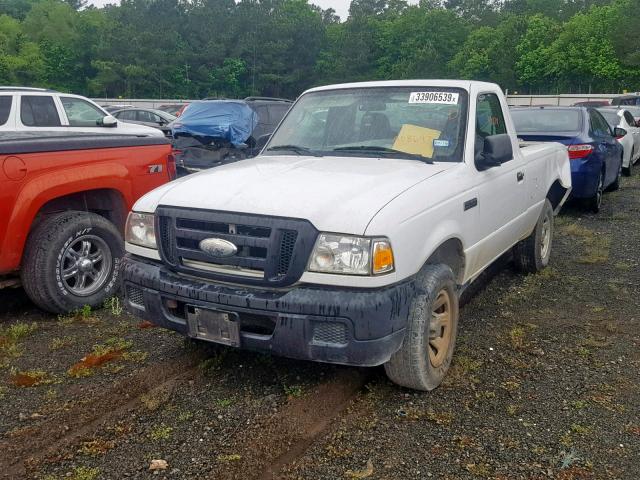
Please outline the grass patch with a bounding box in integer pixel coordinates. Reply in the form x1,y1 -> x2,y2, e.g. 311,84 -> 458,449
149,424 -> 173,441
284,384 -> 304,398
67,338 -> 132,378
9,369 -> 52,387
50,336 -> 75,351
103,296 -> 123,316
216,398 -> 233,408
78,439 -> 115,456
0,322 -> 37,367
217,453 -> 242,462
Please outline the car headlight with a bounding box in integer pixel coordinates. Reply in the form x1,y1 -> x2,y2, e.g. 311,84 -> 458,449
125,212 -> 157,249
308,234 -> 394,276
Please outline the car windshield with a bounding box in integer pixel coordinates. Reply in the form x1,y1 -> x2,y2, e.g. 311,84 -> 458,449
265,87 -> 469,162
511,109 -> 582,133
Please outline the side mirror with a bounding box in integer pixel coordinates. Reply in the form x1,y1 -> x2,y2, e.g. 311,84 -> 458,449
614,127 -> 627,139
256,134 -> 272,151
100,115 -> 117,127
475,133 -> 513,170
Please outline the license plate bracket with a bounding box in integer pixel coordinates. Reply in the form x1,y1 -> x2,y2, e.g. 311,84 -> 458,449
187,306 -> 240,347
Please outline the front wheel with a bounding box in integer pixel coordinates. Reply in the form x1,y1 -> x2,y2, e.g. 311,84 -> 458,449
384,264 -> 459,391
512,199 -> 554,273
21,211 -> 123,314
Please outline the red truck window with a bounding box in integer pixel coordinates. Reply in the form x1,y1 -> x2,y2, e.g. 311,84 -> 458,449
20,96 -> 62,127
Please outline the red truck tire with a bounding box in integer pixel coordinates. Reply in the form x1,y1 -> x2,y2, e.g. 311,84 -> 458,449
21,211 -> 123,314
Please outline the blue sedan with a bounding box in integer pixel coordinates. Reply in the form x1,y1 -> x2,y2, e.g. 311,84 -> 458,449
511,106 -> 623,212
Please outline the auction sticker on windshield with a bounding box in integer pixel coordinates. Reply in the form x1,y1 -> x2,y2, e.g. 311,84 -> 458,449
409,92 -> 459,105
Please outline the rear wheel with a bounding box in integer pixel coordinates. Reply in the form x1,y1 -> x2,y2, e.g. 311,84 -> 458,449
384,264 -> 459,391
21,211 -> 123,314
588,170 -> 604,213
513,199 -> 554,273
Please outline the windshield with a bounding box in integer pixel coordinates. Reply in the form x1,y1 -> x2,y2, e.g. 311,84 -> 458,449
511,108 -> 582,133
265,87 -> 468,162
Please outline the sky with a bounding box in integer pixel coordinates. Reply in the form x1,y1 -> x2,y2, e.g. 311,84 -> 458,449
87,1 -> 419,21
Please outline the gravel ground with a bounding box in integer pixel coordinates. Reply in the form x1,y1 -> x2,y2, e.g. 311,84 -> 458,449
1,174 -> 638,480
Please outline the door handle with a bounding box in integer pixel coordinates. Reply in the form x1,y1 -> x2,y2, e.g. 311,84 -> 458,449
517,171 -> 524,182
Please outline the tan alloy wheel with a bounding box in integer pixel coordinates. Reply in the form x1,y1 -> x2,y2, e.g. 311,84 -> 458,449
428,289 -> 452,368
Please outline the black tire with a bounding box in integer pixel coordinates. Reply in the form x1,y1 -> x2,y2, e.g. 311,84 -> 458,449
384,264 -> 459,391
513,199 -> 554,274
21,211 -> 123,314
588,170 -> 604,213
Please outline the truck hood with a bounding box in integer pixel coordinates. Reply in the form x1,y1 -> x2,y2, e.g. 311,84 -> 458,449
137,155 -> 448,234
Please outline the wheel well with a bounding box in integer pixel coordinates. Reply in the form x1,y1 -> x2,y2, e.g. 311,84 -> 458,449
34,189 -> 127,233
546,180 -> 569,212
425,238 -> 465,285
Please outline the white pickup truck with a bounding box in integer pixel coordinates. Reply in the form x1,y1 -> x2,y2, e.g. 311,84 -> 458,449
121,80 -> 571,391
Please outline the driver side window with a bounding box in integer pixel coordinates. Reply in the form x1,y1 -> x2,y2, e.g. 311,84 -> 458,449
475,93 -> 507,160
61,97 -> 106,127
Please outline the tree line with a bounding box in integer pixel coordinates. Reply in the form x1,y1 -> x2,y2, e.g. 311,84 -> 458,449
1,0 -> 639,100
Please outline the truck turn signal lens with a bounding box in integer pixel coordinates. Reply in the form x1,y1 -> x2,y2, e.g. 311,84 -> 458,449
372,241 -> 394,275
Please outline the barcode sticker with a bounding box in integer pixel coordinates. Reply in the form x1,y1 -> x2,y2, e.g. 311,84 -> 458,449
409,92 -> 459,105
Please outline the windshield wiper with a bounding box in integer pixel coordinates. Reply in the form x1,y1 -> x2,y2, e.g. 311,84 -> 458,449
265,145 -> 323,157
332,146 -> 434,164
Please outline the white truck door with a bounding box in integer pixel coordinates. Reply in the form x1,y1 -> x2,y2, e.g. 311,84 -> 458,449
469,91 -> 528,274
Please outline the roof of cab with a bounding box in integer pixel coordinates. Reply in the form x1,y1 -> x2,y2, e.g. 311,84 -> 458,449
0,86 -> 58,92
303,79 -> 500,95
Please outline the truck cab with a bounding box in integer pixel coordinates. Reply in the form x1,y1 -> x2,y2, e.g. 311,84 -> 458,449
121,80 -> 571,391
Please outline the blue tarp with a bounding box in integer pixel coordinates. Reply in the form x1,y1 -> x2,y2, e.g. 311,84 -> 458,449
170,100 -> 258,146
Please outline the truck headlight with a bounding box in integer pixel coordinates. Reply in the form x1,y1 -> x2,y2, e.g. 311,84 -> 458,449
308,234 -> 394,276
125,212 -> 157,249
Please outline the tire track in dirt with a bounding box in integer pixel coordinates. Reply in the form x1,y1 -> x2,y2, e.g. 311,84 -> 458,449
205,368 -> 372,480
0,351 -> 205,479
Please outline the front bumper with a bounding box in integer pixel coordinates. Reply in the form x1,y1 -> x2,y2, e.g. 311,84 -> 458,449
121,255 -> 414,367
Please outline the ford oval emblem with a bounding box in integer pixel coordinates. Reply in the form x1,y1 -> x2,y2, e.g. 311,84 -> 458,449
199,238 -> 238,258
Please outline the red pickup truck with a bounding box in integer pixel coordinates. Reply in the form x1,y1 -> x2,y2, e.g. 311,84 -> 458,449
0,132 -> 173,313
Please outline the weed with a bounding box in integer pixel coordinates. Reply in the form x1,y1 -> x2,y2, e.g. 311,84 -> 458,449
561,223 -> 593,238
576,346 -> 591,357
284,384 -> 304,398
103,296 -> 123,316
216,398 -> 233,408
465,463 -> 490,476
217,454 -> 241,462
58,306 -> 99,325
501,380 -> 521,392
0,386 -> 6,399
79,439 -> 115,456
50,336 -> 75,351
9,369 -> 52,387
506,404 -> 518,416
5,322 -> 37,341
570,424 -> 592,435
509,326 -> 526,349
68,338 -> 133,377
122,350 -> 149,362
149,424 -> 173,441
199,351 -> 227,371
571,400 -> 588,410
178,411 -> 193,422
425,410 -> 454,425
140,386 -> 171,411
70,467 -> 100,480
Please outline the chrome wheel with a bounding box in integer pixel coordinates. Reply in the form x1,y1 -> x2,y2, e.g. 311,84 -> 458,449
540,214 -> 551,260
428,289 -> 452,368
61,235 -> 112,296
595,172 -> 603,210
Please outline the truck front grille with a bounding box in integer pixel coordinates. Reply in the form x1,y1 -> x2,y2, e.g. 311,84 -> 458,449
156,207 -> 317,287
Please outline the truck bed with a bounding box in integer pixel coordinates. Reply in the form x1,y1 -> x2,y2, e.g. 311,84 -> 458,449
0,132 -> 169,155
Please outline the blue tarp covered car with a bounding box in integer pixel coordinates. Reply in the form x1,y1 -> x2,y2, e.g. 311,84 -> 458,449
170,100 -> 258,146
